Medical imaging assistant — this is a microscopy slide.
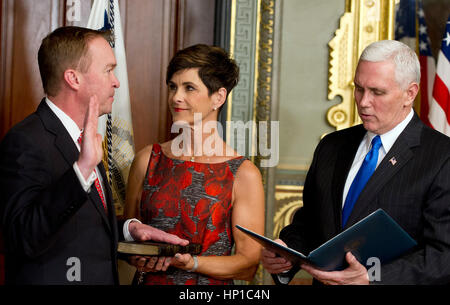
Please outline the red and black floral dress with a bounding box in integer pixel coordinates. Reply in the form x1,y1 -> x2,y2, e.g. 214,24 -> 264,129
139,143 -> 246,285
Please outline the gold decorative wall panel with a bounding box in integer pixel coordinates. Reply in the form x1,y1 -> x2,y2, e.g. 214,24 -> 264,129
327,0 -> 398,130
273,185 -> 303,238
229,0 -> 275,285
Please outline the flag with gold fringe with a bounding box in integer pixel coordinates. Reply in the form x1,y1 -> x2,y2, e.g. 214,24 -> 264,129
87,0 -> 135,216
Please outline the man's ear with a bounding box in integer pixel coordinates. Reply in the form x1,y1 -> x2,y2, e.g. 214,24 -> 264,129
212,87 -> 227,110
404,82 -> 419,107
63,69 -> 81,91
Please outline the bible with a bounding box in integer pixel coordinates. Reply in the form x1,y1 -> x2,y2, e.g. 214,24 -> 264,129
117,241 -> 202,256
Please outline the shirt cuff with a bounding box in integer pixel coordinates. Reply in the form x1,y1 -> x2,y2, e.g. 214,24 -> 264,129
73,162 -> 96,192
277,269 -> 292,284
123,218 -> 142,241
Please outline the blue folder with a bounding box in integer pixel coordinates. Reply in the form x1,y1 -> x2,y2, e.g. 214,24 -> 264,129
236,208 -> 417,271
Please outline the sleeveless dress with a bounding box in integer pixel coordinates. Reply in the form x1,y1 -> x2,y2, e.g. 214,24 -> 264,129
139,143 -> 246,285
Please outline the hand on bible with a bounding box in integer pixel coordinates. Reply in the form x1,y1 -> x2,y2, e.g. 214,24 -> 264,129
301,252 -> 369,285
128,222 -> 189,246
77,95 -> 103,180
127,223 -> 188,273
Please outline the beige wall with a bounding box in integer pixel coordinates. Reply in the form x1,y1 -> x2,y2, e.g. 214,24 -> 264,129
277,0 -> 345,169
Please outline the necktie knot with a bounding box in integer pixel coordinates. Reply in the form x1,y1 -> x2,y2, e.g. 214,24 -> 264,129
77,131 -> 84,145
371,135 -> 382,151
364,135 -> 382,162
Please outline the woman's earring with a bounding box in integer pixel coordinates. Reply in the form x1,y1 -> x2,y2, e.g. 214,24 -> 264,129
213,107 -> 217,111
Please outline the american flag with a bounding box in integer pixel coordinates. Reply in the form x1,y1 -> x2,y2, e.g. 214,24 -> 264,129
395,0 -> 417,49
428,15 -> 450,136
395,0 -> 436,128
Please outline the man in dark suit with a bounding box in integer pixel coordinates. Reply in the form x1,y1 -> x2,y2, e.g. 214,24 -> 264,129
0,26 -> 187,284
261,40 -> 450,284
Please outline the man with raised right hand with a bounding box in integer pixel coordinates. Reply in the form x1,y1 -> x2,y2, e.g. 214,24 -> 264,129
0,26 -> 187,285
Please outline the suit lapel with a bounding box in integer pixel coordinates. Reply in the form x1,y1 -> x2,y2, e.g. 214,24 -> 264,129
344,114 -> 422,228
331,125 -> 366,232
37,99 -> 114,235
37,100 -> 79,167
87,181 -> 112,233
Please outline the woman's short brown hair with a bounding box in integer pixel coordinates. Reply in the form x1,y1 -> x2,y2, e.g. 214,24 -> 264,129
166,44 -> 239,98
38,26 -> 110,96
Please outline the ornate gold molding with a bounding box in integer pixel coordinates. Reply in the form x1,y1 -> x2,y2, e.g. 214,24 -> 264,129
327,0 -> 398,130
227,0 -> 237,129
273,185 -> 303,238
228,0 -> 275,286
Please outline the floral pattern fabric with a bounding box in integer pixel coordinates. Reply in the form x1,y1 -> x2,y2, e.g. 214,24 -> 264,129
140,144 -> 246,285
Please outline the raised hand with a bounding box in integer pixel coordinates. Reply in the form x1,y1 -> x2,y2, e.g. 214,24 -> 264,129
77,95 -> 104,180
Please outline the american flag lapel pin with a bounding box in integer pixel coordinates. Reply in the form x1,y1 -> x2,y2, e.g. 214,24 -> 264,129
389,157 -> 397,166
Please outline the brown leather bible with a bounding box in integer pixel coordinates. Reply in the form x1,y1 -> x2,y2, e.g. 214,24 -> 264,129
117,241 -> 202,256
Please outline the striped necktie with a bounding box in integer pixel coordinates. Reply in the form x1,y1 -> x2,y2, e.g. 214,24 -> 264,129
77,133 -> 108,213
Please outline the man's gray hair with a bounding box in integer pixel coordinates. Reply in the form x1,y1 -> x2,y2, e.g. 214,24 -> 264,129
359,40 -> 420,89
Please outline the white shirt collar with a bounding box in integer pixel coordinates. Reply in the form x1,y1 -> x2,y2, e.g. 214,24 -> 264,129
45,97 -> 82,147
364,109 -> 414,154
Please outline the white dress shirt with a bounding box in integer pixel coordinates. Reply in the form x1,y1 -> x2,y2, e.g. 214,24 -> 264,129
342,109 -> 414,207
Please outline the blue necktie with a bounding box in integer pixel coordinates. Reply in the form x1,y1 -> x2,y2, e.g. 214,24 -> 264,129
342,135 -> 382,227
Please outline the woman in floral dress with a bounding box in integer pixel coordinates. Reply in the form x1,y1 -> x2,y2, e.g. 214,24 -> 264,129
124,44 -> 265,285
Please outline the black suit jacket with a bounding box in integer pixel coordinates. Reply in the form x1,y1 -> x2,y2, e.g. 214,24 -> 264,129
278,113 -> 450,284
0,100 -> 120,284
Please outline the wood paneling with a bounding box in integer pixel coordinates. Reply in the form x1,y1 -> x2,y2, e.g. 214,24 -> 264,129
0,0 -> 65,139
125,0 -> 215,151
125,0 -> 175,151
180,0 -> 215,48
